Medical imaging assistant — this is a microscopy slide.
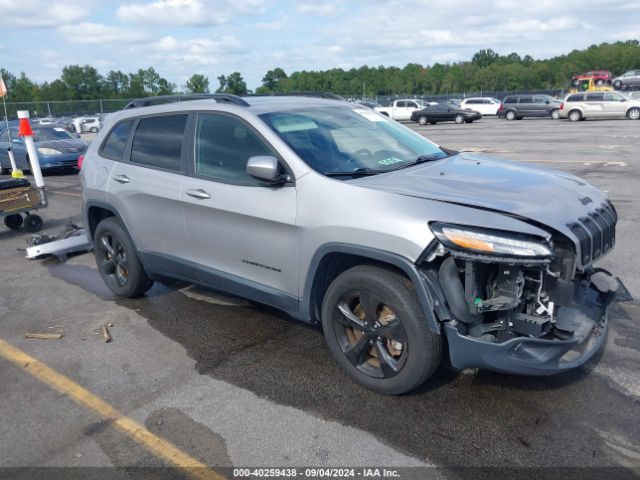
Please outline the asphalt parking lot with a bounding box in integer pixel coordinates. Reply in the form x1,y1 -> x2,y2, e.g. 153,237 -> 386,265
0,117 -> 638,479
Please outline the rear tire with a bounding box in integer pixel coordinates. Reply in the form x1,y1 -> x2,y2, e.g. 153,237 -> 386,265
613,80 -> 622,90
4,214 -> 23,230
94,217 -> 154,298
569,110 -> 582,122
321,265 -> 442,395
627,107 -> 640,120
505,110 -> 516,121
90,127 -> 98,133
418,116 -> 427,125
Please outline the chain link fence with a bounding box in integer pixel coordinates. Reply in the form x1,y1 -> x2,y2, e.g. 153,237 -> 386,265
1,89 -> 574,119
1,99 -> 132,120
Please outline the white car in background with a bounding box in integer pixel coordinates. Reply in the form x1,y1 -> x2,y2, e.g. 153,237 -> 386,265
375,99 -> 438,121
460,97 -> 502,115
72,116 -> 102,133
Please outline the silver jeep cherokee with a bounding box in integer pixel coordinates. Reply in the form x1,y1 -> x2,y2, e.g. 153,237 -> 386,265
81,93 -> 623,394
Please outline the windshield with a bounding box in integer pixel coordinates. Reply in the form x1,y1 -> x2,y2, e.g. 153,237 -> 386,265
33,128 -> 74,142
259,106 -> 447,177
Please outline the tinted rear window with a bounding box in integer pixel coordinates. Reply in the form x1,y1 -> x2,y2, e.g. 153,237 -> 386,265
101,120 -> 133,161
566,94 -> 584,102
586,92 -> 604,101
503,97 -> 516,104
130,115 -> 188,171
518,96 -> 533,103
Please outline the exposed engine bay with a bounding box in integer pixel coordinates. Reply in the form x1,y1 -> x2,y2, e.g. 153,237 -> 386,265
420,240 -> 621,373
437,256 -> 617,344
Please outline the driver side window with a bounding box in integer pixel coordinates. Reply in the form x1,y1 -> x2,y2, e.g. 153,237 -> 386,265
195,113 -> 276,185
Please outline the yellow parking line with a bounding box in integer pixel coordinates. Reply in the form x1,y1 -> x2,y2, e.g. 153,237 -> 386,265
0,337 -> 225,480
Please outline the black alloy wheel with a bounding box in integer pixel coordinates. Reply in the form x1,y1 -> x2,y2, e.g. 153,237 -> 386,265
322,265 -> 441,394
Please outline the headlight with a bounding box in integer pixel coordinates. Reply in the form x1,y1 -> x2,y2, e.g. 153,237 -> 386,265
430,223 -> 552,257
37,147 -> 61,155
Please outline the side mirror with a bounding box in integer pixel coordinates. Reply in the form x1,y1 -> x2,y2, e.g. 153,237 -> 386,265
247,156 -> 288,184
545,100 -> 550,104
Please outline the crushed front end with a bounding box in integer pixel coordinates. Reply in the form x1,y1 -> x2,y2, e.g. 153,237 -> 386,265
420,201 -> 623,375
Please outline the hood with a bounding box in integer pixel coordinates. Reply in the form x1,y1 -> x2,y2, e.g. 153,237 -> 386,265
350,152 -> 609,235
35,138 -> 88,154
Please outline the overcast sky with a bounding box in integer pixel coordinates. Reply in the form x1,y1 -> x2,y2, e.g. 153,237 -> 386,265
1,0 -> 639,90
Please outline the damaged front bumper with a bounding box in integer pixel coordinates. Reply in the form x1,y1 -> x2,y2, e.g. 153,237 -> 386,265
424,249 -> 625,376
444,311 -> 608,375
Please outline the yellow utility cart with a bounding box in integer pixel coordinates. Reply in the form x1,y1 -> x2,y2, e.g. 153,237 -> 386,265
0,178 -> 46,232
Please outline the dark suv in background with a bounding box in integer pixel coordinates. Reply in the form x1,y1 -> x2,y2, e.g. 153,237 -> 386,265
498,94 -> 562,120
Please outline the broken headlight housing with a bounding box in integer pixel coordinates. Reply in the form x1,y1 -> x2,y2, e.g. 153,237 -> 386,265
430,223 -> 552,258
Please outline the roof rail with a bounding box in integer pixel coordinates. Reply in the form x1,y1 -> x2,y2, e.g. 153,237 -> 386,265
123,93 -> 250,110
249,92 -> 345,101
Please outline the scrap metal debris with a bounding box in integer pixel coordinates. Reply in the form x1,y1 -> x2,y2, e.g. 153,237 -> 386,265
21,223 -> 92,260
101,324 -> 112,343
25,333 -> 63,340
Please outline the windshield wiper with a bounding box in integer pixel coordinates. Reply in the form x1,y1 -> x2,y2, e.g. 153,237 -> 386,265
324,168 -> 387,177
391,153 -> 448,171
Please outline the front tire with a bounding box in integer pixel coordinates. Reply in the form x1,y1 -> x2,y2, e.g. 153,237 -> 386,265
418,116 -> 427,125
321,265 -> 441,395
627,107 -> 640,120
454,114 -> 464,124
23,214 -> 43,233
94,217 -> 154,298
550,109 -> 560,119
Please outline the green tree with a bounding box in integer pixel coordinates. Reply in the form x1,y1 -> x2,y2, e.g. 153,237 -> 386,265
216,72 -> 248,95
261,67 -> 287,91
185,74 -> 210,93
61,65 -> 103,99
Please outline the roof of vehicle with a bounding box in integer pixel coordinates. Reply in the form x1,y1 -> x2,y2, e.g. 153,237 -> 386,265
110,95 -> 351,123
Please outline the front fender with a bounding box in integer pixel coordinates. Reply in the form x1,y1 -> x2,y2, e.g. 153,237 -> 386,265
300,243 -> 441,333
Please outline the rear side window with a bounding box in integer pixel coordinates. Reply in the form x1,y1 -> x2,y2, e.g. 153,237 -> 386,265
466,99 -> 480,104
503,97 -> 516,104
130,115 -> 188,171
100,120 -> 133,161
586,92 -> 604,101
519,96 -> 533,103
566,94 -> 584,102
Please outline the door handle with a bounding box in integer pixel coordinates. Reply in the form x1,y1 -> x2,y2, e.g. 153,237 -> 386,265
186,188 -> 211,200
113,174 -> 130,184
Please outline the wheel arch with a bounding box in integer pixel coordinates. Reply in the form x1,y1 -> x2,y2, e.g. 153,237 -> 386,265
626,106 -> 640,117
301,243 -> 440,333
85,201 -> 127,243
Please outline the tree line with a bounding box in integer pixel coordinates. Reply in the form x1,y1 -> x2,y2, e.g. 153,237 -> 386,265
2,40 -> 640,103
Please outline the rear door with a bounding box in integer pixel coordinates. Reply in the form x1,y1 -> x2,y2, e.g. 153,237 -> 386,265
107,113 -> 193,273
181,112 -> 298,302
584,92 -> 605,117
517,95 -> 533,116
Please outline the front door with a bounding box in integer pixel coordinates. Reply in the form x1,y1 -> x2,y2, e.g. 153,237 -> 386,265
181,112 -> 298,307
603,92 -> 629,117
